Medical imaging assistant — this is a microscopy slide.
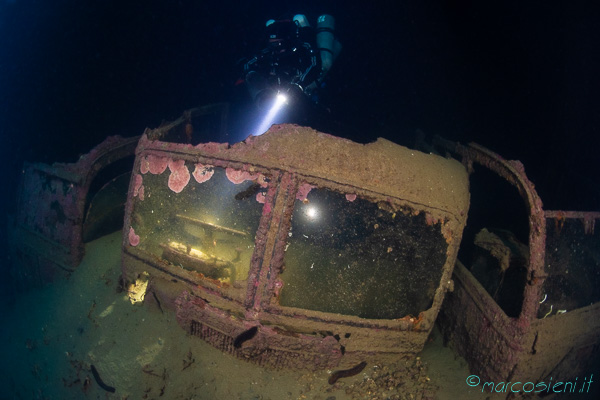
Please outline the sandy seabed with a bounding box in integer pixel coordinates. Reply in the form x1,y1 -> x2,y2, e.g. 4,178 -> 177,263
1,231 -> 502,399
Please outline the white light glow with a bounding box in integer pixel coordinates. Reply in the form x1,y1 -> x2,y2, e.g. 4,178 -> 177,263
253,93 -> 288,136
304,204 -> 321,222
275,93 -> 287,104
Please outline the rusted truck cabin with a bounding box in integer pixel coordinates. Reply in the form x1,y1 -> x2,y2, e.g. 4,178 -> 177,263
120,121 -> 469,370
423,136 -> 600,388
8,136 -> 139,288
12,105 -> 597,381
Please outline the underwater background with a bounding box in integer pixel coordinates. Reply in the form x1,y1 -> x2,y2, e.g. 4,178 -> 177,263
2,0 -> 598,210
1,1 -> 599,398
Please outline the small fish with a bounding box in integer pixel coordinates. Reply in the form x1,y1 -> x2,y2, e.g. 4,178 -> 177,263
235,183 -> 261,200
234,326 -> 259,348
91,364 -> 116,393
328,361 -> 367,384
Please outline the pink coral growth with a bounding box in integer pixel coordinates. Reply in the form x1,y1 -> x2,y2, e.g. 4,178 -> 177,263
192,163 -> 214,184
133,174 -> 143,197
133,174 -> 145,200
129,227 -> 140,246
425,213 -> 440,226
168,159 -> 191,193
226,167 -> 256,184
148,154 -> 169,174
140,157 -> 150,174
296,183 -> 315,201
139,154 -> 169,175
256,191 -> 266,204
256,174 -> 268,188
345,193 -> 357,202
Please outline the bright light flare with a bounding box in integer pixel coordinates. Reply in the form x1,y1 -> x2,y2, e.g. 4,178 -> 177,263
305,206 -> 318,220
253,93 -> 288,136
275,93 -> 288,105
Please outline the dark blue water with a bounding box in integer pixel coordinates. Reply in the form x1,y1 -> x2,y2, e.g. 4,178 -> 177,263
1,1 -> 598,207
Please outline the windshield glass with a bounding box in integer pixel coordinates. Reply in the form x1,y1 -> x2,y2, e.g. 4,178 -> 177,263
278,185 -> 448,319
128,157 -> 267,298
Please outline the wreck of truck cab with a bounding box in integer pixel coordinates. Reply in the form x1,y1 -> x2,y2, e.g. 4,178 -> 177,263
120,120 -> 469,370
9,106 -> 599,382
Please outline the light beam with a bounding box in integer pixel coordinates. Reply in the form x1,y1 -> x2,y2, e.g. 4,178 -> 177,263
253,93 -> 288,136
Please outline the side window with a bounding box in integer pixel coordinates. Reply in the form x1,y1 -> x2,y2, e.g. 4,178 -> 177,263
460,167 -> 530,318
128,156 -> 268,297
277,184 -> 448,319
541,215 -> 600,318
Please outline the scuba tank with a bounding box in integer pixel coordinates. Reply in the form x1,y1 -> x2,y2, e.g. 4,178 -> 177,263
315,14 -> 342,75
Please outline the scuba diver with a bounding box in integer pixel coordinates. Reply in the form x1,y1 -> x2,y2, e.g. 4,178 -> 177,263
230,14 -> 342,139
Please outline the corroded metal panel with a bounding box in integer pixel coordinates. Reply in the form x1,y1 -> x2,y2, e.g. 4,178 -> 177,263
120,117 -> 470,369
9,136 -> 139,289
433,136 -> 600,388
514,212 -> 600,384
